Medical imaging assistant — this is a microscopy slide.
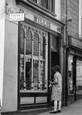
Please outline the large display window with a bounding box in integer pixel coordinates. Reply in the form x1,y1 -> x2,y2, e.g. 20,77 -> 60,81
19,22 -> 48,92
76,59 -> 82,94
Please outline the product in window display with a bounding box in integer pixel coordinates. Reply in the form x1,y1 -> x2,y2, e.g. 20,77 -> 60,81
44,79 -> 46,89
68,71 -> 73,94
33,62 -> 38,90
20,55 -> 24,90
40,61 -> 45,90
20,72 -> 24,90
34,33 -> 39,56
26,61 -> 31,90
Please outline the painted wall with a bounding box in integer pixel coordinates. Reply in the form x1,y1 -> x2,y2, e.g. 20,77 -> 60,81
0,19 -> 5,107
2,21 -> 18,112
0,0 -> 5,109
61,0 -> 79,38
2,0 -> 18,112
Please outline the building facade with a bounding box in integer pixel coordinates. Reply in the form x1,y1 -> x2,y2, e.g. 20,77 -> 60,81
1,0 -> 82,114
62,0 -> 82,105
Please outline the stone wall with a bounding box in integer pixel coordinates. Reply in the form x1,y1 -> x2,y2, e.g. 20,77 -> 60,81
61,0 -> 79,38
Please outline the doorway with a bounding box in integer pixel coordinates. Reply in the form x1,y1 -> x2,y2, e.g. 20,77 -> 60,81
50,51 -> 59,106
51,51 -> 59,81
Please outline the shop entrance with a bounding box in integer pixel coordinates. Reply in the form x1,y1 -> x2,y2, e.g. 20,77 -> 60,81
67,54 -> 82,102
50,51 -> 59,106
67,54 -> 76,101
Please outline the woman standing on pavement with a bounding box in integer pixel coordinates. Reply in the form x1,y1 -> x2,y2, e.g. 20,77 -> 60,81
50,65 -> 62,114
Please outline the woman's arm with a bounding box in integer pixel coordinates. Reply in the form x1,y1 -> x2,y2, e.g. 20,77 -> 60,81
49,80 -> 58,85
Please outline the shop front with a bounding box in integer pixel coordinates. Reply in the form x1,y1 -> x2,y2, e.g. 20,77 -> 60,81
66,36 -> 82,105
2,0 -> 64,113
16,0 -> 64,110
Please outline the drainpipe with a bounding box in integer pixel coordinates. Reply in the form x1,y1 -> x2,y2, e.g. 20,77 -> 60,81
65,0 -> 72,106
64,0 -> 68,106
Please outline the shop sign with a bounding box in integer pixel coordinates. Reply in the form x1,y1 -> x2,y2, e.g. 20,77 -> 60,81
9,13 -> 24,21
34,15 -> 61,33
7,7 -> 25,21
69,37 -> 82,49
34,15 -> 50,29
7,6 -> 61,33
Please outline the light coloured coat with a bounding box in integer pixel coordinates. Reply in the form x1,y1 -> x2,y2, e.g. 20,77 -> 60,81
51,71 -> 62,101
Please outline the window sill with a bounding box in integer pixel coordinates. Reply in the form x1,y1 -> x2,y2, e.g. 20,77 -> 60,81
20,89 -> 47,93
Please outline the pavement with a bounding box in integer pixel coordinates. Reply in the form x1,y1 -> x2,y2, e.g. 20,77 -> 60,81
37,99 -> 82,115
1,99 -> 82,115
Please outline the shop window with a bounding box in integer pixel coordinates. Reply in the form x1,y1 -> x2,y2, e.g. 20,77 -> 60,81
50,34 -> 58,51
68,54 -> 74,94
76,59 -> 82,94
19,22 -> 48,92
29,0 -> 55,13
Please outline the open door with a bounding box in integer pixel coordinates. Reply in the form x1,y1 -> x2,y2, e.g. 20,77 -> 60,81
51,51 -> 59,81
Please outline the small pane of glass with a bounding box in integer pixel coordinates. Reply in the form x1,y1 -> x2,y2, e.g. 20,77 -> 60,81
29,0 -> 55,13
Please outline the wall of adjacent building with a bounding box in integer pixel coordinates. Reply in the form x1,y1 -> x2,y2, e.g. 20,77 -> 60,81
61,0 -> 79,38
79,0 -> 82,37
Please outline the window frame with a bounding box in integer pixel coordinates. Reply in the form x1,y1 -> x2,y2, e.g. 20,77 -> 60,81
28,0 -> 56,14
19,22 -> 48,92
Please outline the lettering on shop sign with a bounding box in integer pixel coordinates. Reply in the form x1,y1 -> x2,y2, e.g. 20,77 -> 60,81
34,15 -> 61,33
34,15 -> 51,29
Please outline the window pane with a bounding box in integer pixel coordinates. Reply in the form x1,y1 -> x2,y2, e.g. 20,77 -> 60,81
29,0 -> 48,9
76,60 -> 82,94
68,55 -> 74,94
33,60 -> 38,90
51,0 -> 55,13
34,33 -> 39,55
29,0 -> 56,13
20,26 -> 32,90
20,25 -> 24,90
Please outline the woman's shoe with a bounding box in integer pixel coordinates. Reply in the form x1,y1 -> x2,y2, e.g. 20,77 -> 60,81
57,110 -> 61,113
50,111 -> 57,114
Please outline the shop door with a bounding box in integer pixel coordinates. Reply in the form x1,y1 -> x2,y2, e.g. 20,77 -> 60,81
73,56 -> 76,101
67,54 -> 76,101
50,51 -> 59,106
